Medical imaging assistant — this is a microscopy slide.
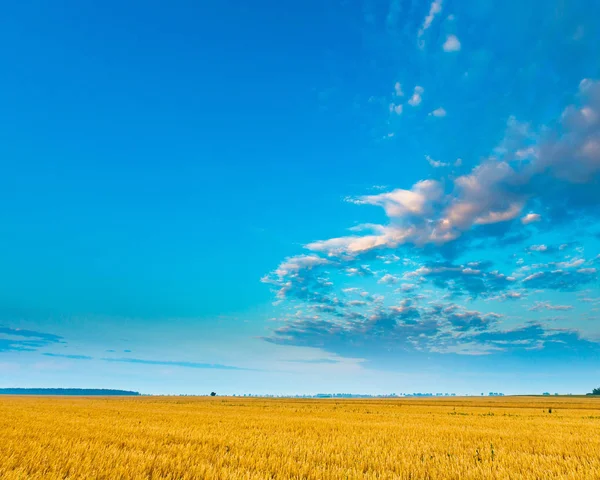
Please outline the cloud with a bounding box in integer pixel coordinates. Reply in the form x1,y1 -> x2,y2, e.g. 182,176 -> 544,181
442,34 -> 461,52
534,79 -> 600,183
522,269 -> 598,291
418,0 -> 443,38
389,103 -> 403,115
577,268 -> 597,274
521,213 -> 541,225
554,258 -> 585,269
307,162 -> 532,255
102,357 -> 249,370
488,291 -> 526,302
404,261 -> 515,298
346,265 -> 375,277
264,298 -> 591,358
42,353 -> 93,360
398,283 -> 418,292
263,79 -> 600,360
347,180 -> 443,219
430,107 -> 447,117
266,304 -> 435,354
348,300 -> 368,306
285,358 -> 340,364
378,273 -> 399,285
529,302 -> 574,312
408,86 -> 424,106
272,255 -> 331,277
262,257 -> 341,307
393,82 -> 403,97
426,155 -> 449,168
445,309 -> 499,332
0,326 -> 63,353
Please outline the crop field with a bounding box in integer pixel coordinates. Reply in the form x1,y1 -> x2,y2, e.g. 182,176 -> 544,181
1,395 -> 599,479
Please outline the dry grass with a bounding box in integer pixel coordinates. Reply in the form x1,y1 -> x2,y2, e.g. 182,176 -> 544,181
1,395 -> 599,479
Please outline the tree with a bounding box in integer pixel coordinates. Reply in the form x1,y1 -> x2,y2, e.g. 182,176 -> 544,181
591,387 -> 600,395
210,392 -> 217,397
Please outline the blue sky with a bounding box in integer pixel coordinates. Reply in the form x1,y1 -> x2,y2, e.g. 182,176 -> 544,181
1,0 -> 599,395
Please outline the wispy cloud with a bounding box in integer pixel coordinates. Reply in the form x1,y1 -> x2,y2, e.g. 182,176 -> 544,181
284,358 -> 340,364
102,357 -> 250,370
42,353 -> 93,360
393,82 -> 403,97
0,326 -> 63,353
426,155 -> 449,168
418,0 -> 443,39
389,103 -> 403,115
529,302 -> 574,312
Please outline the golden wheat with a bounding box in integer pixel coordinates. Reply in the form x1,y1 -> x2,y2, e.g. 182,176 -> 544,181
1,395 -> 599,479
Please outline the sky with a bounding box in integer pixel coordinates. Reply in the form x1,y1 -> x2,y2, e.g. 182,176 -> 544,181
1,0 -> 600,395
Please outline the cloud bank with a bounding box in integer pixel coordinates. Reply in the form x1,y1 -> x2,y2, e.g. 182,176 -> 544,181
262,80 -> 600,360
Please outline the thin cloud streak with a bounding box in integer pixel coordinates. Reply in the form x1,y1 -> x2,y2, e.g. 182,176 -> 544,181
101,357 -> 252,370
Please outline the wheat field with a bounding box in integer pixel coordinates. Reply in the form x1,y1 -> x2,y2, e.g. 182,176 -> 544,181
1,395 -> 599,479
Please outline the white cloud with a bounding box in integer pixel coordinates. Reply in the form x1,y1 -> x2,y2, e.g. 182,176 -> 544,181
430,107 -> 447,117
408,85 -> 425,107
272,255 -> 331,278
306,226 -> 413,255
555,258 -> 585,268
523,272 -> 544,283
408,86 -> 424,106
394,82 -> 403,97
418,0 -> 443,38
454,158 -> 463,167
377,253 -> 400,263
426,155 -> 448,168
521,213 -> 541,225
442,34 -> 461,52
489,291 -> 525,302
348,180 -> 443,218
577,268 -> 597,274
378,274 -> 399,285
529,301 -> 574,312
515,147 -> 537,160
296,79 -> 600,258
389,103 -> 403,115
441,160 -> 524,230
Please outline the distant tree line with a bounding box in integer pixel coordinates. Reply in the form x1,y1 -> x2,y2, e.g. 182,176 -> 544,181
0,388 -> 140,396
588,387 -> 600,396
